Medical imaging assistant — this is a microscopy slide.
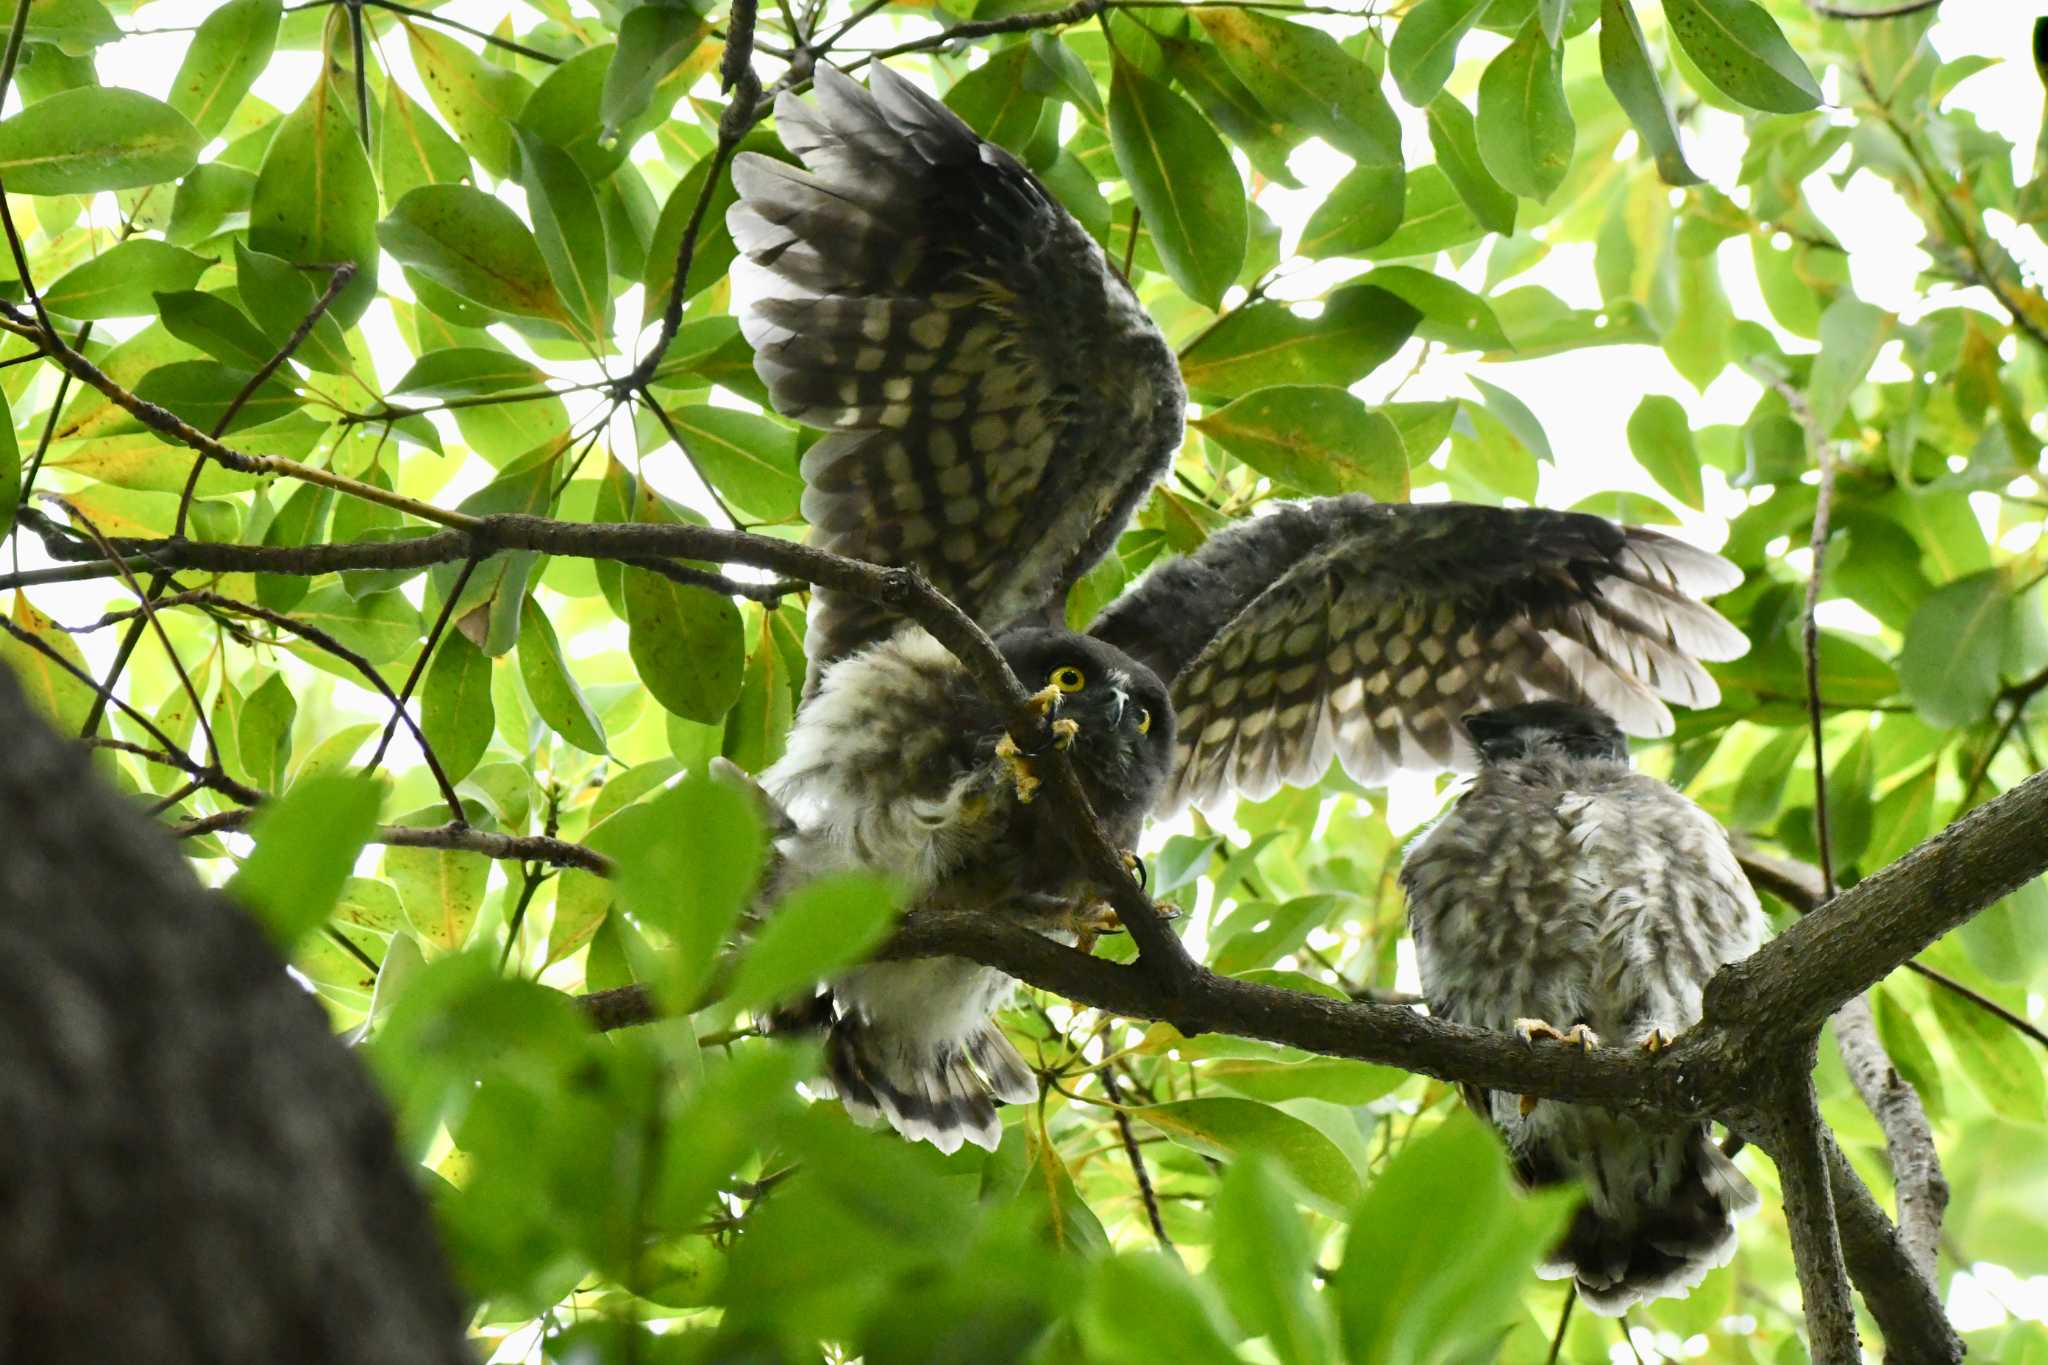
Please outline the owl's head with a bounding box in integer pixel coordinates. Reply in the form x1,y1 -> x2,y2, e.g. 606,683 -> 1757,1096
1463,701 -> 1628,766
993,627 -> 1176,797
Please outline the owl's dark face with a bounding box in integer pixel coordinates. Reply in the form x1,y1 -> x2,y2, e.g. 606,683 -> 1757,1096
994,627 -> 1176,811
1463,701 -> 1628,766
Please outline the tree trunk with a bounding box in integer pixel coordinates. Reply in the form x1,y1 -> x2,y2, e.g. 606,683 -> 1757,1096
0,666 -> 468,1364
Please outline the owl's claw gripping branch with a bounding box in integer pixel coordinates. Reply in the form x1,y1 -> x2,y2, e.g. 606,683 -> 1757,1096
1514,1018 -> 1602,1051
1026,682 -> 1065,717
1641,1029 -> 1674,1054
1050,717 -> 1080,751
993,732 -> 1042,804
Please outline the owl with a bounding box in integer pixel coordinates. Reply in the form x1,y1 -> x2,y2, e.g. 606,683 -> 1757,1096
1400,701 -> 1765,1313
729,65 -> 1748,1153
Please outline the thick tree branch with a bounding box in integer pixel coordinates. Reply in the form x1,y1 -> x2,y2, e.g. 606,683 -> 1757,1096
1708,766 -> 2048,1038
1832,996 -> 1947,1279
1760,1065 -> 1861,1364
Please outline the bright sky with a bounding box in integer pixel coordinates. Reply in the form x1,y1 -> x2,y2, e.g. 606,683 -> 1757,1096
25,1 -> 2048,1346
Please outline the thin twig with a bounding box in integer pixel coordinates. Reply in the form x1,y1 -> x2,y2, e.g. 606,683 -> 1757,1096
52,501 -> 223,767
365,554 -> 479,775
1098,1063 -> 1175,1257
375,0 -> 562,62
1808,0 -> 1940,17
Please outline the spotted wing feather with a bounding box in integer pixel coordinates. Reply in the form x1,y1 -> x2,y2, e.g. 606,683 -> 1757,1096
1088,496 -> 1746,811
729,64 -> 1184,691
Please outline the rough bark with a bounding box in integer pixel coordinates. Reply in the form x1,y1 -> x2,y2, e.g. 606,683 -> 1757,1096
0,667 -> 468,1365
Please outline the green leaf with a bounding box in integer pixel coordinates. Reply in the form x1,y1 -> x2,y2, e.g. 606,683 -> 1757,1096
1467,375 -> 1553,461
0,386 -> 17,544
238,669 -> 298,792
601,1 -> 709,139
1310,163 -> 1485,260
407,21 -> 533,177
726,874 -> 902,1015
1210,1158 -> 1337,1365
1929,975 -> 2048,1124
1898,571 -> 2009,727
1107,58 -> 1247,309
41,240 -> 210,321
1390,0 -> 1496,107
1873,984 -> 1945,1119
1477,18 -> 1575,202
1333,1112 -> 1575,1361
287,586 -> 423,667
132,360 -> 299,436
1664,0 -> 1822,114
1424,93 -> 1517,235
249,80 -> 380,326
1809,295 -> 1895,435
1363,265 -> 1510,350
1625,393 -> 1705,509
257,483 -> 332,612
1194,385 -> 1409,500
668,406 -> 803,523
226,773 -> 382,951
232,242 -> 356,376
1206,1055 -> 1407,1106
609,773 -> 765,1006
167,0 -> 280,142
642,135 -> 777,313
722,609 -> 797,773
517,595 -> 607,755
2,594 -> 96,735
1132,1096 -> 1362,1214
1822,731 -> 1875,870
1197,9 -> 1403,172
0,87 -> 201,195
167,163 -> 257,247
0,0 -> 120,52
1078,1254 -> 1242,1365
391,346 -> 549,399
422,630 -> 495,783
1598,0 -> 1702,185
1179,283 -> 1418,401
384,806 -> 492,952
379,185 -> 567,322
155,289 -> 274,370
945,44 -> 1048,154
515,128 -> 611,345
379,79 -> 470,209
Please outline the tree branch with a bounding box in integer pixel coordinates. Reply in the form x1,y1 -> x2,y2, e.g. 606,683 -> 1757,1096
1760,1064 -> 1861,1364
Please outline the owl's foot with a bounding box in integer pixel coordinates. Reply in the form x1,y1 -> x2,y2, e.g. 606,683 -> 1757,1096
1050,716 -> 1080,751
1026,683 -> 1065,718
1122,849 -> 1148,888
1639,1028 -> 1674,1054
1513,1018 -> 1600,1116
1514,1018 -> 1601,1051
994,732 -> 1041,804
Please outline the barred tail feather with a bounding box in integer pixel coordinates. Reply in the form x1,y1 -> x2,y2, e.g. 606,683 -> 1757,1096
1533,1124 -> 1760,1316
818,959 -> 1037,1154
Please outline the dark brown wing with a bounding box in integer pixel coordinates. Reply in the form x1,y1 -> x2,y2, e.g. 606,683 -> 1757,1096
1088,496 -> 1746,812
729,64 -> 1184,691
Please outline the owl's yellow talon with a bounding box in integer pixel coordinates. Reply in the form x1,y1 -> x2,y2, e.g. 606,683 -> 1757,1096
1514,1018 -> 1600,1051
1050,717 -> 1079,750
1518,1093 -> 1539,1117
1026,683 -> 1064,718
994,732 -> 1040,804
1640,1029 -> 1673,1054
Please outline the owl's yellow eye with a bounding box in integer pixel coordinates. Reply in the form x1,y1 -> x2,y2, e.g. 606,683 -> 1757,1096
1049,666 -> 1086,692
1136,707 -> 1152,735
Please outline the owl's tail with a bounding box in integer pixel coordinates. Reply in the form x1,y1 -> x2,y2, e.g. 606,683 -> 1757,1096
1532,1122 -> 1760,1316
806,959 -> 1039,1154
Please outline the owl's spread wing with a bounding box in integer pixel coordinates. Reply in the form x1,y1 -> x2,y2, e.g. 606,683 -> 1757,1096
729,64 -> 1185,690
1088,496 -> 1747,811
